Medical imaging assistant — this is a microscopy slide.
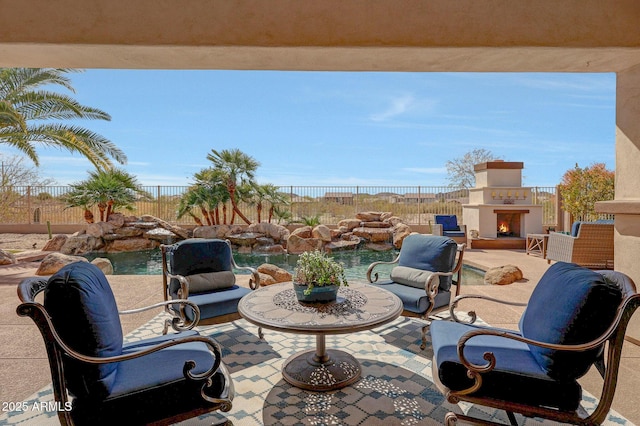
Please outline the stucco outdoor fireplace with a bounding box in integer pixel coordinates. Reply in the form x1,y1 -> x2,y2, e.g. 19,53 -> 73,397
462,161 -> 543,249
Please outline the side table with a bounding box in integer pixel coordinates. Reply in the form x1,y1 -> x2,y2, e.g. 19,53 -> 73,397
526,233 -> 549,258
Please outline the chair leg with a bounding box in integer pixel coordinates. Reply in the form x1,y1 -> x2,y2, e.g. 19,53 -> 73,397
258,326 -> 264,340
420,324 -> 429,350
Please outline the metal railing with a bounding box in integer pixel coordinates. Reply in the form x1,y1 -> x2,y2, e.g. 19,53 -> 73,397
0,185 -> 558,227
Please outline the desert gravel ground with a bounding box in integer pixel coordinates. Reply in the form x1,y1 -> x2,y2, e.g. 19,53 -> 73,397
0,233 -> 61,251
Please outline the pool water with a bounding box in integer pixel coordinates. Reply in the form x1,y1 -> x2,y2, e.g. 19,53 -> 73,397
83,249 -> 487,285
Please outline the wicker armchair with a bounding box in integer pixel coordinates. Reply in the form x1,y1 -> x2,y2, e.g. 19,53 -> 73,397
546,222 -> 614,269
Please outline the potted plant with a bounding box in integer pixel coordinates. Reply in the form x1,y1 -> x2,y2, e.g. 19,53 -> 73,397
292,250 -> 348,303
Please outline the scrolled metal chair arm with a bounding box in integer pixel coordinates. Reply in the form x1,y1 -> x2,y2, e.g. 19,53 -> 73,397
17,302 -> 221,381
232,263 -> 261,290
449,294 -> 527,323
366,254 -> 400,283
453,315 -> 624,397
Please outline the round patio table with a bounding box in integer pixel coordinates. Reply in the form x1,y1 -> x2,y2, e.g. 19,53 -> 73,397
238,281 -> 403,391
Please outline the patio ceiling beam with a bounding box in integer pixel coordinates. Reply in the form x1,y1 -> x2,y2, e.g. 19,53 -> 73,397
1,0 -> 640,72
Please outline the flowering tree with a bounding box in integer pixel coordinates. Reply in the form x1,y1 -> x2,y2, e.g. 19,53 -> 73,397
558,163 -> 614,221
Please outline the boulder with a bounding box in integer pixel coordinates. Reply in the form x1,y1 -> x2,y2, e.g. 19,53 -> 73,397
104,237 -> 156,252
86,221 -> 115,238
290,226 -> 312,239
484,264 -> 524,285
61,234 -> 104,255
36,253 -> 88,275
144,228 -> 179,243
192,224 -> 243,239
384,216 -> 404,226
337,219 -> 361,231
227,232 -> 262,247
107,213 -> 126,228
393,223 -> 413,248
111,226 -> 144,239
360,221 -> 391,228
141,214 -> 190,239
42,234 -> 68,251
356,211 -> 384,222
312,224 -> 332,242
0,249 -> 17,265
91,257 -> 114,275
246,222 -> 290,242
286,235 -> 323,254
380,212 -> 394,222
257,263 -> 292,283
352,226 -> 393,243
258,273 -> 277,286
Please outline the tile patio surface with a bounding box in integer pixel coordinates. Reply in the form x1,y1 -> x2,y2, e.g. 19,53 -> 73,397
1,248 -> 639,424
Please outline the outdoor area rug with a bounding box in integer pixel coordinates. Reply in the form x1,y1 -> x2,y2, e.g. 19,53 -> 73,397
0,315 -> 633,425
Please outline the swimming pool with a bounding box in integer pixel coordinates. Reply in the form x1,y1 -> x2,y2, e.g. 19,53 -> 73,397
83,249 -> 487,285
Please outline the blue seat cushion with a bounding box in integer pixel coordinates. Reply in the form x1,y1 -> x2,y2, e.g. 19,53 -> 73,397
435,215 -> 460,231
519,262 -> 622,381
373,281 -> 451,314
398,234 -> 458,291
44,262 -> 123,399
71,337 -> 227,425
431,320 -> 582,411
443,231 -> 466,238
174,285 -> 252,321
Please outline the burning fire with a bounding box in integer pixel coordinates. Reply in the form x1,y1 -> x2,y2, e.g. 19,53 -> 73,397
498,223 -> 509,233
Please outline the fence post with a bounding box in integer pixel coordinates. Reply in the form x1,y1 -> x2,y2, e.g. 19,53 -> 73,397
355,186 -> 359,216
27,186 -> 32,224
157,186 -> 161,219
417,186 -> 421,226
290,186 -> 294,220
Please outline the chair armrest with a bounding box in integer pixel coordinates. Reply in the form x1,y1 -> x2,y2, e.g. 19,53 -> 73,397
231,262 -> 261,290
16,302 -> 222,381
431,223 -> 443,236
120,299 -> 201,332
546,232 -> 576,263
366,254 -> 400,283
449,293 -> 527,324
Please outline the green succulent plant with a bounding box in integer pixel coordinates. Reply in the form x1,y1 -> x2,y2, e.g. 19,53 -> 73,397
293,250 -> 349,295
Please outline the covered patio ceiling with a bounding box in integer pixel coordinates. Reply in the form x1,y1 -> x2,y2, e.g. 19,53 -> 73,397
1,0 -> 640,72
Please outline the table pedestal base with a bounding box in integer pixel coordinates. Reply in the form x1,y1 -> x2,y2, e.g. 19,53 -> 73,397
282,348 -> 361,391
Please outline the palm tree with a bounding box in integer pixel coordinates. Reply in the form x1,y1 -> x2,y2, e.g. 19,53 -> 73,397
0,68 -> 126,169
63,169 -> 151,222
206,149 -> 259,225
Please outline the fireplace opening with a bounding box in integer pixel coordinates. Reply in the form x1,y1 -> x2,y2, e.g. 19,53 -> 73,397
497,213 -> 521,238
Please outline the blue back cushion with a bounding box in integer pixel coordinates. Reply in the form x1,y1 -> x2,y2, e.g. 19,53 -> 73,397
519,262 -> 622,380
570,221 -> 583,237
167,239 -> 233,295
44,262 -> 123,399
435,215 -> 459,231
398,234 -> 458,290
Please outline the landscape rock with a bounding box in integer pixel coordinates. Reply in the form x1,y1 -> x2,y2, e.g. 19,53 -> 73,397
227,232 -> 261,247
392,223 -> 413,248
107,213 -> 126,228
0,249 -> 17,265
91,257 -> 114,275
42,234 -> 68,251
287,235 -> 323,254
86,222 -> 115,238
337,219 -> 361,231
192,224 -> 243,239
356,211 -> 385,222
246,222 -> 290,242
36,253 -> 88,276
144,228 -> 178,243
325,240 -> 361,252
352,226 -> 394,243
141,215 -> 190,239
61,234 -> 104,255
104,237 -> 156,252
258,273 -> 277,286
312,224 -> 332,242
257,263 -> 292,283
484,264 -> 524,285
290,226 -> 312,239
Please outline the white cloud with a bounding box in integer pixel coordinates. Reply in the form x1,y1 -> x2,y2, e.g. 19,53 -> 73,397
370,94 -> 415,122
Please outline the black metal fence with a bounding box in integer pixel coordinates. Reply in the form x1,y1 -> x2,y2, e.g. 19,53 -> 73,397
0,185 -> 558,227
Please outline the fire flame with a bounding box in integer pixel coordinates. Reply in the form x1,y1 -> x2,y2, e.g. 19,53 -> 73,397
498,223 -> 509,233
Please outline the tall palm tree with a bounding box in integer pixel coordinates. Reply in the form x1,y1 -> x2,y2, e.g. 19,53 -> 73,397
206,149 -> 259,225
63,168 -> 151,222
0,68 -> 126,169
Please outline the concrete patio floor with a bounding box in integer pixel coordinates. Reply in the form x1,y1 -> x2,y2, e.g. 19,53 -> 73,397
1,248 -> 639,424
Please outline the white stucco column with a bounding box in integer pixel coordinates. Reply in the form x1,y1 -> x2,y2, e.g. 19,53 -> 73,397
596,64 -> 640,344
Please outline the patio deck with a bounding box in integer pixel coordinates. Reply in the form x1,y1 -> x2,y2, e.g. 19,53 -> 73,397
1,248 -> 638,424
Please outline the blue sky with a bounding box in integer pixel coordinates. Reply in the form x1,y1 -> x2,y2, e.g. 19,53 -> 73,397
9,70 -> 616,188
